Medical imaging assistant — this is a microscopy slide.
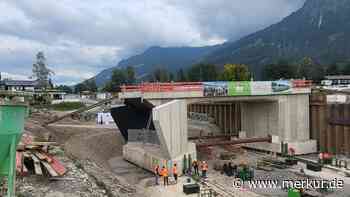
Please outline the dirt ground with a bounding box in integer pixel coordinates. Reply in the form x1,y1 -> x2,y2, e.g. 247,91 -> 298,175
19,110 -> 350,197
18,110 -> 227,197
20,111 -> 143,197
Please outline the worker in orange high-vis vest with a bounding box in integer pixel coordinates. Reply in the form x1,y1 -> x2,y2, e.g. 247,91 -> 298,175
172,164 -> 178,184
201,161 -> 208,178
154,165 -> 160,185
161,166 -> 169,186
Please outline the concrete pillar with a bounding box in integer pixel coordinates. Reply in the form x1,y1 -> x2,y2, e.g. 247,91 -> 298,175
240,94 -> 309,142
153,100 -> 189,159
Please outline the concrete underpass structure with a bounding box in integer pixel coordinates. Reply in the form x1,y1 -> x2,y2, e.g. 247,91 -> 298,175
114,81 -> 316,173
121,99 -> 196,175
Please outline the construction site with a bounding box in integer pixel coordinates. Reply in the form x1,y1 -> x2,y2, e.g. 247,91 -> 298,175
1,80 -> 350,197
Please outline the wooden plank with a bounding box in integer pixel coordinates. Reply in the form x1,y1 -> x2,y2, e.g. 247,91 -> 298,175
16,152 -> 23,174
34,152 -> 46,160
17,144 -> 42,150
21,134 -> 34,145
41,161 -> 58,177
31,155 -> 43,175
34,152 -> 53,163
23,151 -> 31,158
29,142 -> 58,146
44,155 -> 67,176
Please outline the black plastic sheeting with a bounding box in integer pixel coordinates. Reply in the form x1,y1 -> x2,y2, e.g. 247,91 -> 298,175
110,98 -> 155,141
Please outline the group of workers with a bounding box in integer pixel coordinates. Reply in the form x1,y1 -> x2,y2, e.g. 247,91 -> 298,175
154,164 -> 178,186
191,160 -> 208,177
154,160 -> 209,186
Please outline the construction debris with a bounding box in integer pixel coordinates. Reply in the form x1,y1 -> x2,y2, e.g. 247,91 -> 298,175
16,133 -> 67,178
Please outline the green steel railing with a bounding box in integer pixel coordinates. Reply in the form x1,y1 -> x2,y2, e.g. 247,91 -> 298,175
0,104 -> 27,197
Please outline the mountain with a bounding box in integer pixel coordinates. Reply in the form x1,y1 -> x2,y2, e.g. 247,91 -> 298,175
203,0 -> 350,79
93,0 -> 350,86
94,45 -> 220,87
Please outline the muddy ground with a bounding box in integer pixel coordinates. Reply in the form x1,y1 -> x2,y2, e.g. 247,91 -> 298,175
19,111 -> 146,197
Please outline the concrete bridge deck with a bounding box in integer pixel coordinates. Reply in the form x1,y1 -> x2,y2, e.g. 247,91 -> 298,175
114,80 -> 316,173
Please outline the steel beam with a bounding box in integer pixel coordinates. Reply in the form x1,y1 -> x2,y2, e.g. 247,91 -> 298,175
196,135 -> 272,147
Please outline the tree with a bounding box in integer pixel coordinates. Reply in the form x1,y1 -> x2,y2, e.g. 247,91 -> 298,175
176,69 -> 187,82
169,72 -> 175,81
263,63 -> 297,80
295,57 -> 325,81
126,66 -> 136,84
152,67 -> 169,82
342,63 -> 350,75
187,63 -> 218,81
326,64 -> 341,75
75,83 -> 88,93
220,64 -> 250,81
103,69 -> 127,92
296,57 -> 313,79
32,51 -> 54,89
86,79 -> 98,92
56,85 -> 73,94
74,79 -> 97,93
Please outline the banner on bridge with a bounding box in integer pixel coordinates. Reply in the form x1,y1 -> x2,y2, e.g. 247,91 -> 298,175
203,80 -> 310,97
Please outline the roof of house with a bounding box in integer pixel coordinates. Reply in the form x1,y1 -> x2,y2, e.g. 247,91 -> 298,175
1,79 -> 38,86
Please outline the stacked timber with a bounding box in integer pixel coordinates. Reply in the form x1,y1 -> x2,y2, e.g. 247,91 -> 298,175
16,133 -> 66,177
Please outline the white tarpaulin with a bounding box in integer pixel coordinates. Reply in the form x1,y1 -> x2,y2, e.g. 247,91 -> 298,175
97,112 -> 114,125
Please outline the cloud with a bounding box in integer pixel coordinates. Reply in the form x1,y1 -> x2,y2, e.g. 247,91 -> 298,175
0,0 -> 306,85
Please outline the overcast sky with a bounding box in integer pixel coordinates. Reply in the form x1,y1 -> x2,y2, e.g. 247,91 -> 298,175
0,0 -> 305,85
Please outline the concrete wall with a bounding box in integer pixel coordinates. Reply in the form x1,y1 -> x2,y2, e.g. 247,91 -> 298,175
152,100 -> 188,159
123,142 -> 196,176
241,101 -> 278,138
279,94 -> 310,142
241,94 -> 310,142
